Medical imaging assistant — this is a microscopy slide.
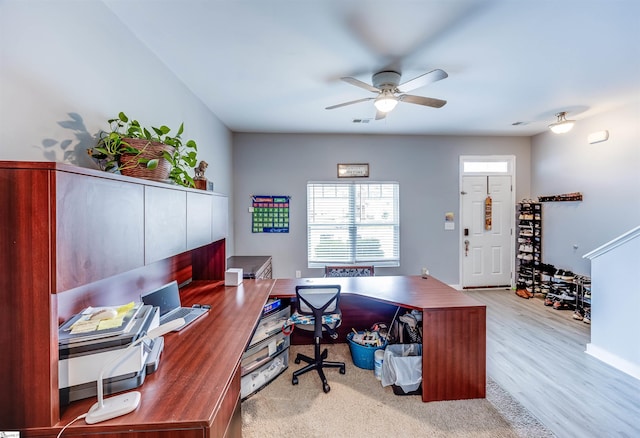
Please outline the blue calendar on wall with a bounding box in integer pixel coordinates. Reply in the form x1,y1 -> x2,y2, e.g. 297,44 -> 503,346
252,195 -> 290,233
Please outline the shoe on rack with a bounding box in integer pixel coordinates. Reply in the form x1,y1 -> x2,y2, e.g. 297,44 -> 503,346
572,311 -> 583,321
541,264 -> 557,276
515,289 -> 530,299
544,297 -> 554,306
553,300 -> 570,310
583,316 -> 591,324
560,271 -> 575,281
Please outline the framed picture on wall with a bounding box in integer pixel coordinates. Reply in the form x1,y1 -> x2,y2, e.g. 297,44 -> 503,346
337,163 -> 369,178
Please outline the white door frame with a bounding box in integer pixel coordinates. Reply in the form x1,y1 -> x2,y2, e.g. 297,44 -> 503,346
458,155 -> 516,289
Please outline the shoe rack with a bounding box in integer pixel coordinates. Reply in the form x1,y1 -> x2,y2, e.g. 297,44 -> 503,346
540,269 -> 591,324
515,201 -> 542,298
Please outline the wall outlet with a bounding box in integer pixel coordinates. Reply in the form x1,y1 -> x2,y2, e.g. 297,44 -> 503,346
295,270 -> 301,278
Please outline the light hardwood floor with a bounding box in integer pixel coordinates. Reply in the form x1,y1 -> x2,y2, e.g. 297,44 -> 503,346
463,289 -> 640,438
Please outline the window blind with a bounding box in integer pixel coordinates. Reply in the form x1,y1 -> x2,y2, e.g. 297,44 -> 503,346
307,182 -> 399,267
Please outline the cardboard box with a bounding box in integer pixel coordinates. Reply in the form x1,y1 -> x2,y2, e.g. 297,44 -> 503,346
225,268 -> 243,286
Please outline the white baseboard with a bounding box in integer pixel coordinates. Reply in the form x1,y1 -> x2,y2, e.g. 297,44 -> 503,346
585,343 -> 640,381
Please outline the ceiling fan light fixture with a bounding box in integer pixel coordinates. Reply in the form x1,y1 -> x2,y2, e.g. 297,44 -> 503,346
374,92 -> 398,113
549,111 -> 575,134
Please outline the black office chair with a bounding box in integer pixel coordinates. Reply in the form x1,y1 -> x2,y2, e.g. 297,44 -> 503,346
291,285 -> 346,393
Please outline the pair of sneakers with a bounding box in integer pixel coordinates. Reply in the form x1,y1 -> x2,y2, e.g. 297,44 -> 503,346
515,288 -> 533,299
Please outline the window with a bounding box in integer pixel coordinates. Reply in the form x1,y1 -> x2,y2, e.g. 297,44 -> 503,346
307,182 -> 399,268
461,156 -> 513,174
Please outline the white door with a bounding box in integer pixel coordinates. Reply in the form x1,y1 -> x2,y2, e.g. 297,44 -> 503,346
461,175 -> 512,288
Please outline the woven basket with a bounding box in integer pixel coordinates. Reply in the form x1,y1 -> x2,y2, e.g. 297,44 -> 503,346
118,138 -> 175,182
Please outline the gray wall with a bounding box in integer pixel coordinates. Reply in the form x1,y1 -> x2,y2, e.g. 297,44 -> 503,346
232,133 -> 531,284
531,101 -> 640,276
0,1 -> 235,254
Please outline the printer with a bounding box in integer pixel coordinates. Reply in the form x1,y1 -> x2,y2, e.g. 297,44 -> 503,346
58,304 -> 163,405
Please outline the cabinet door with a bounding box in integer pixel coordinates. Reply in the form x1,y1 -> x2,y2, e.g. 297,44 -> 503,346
187,191 -> 213,249
211,193 -> 228,242
56,172 -> 145,292
145,186 -> 187,264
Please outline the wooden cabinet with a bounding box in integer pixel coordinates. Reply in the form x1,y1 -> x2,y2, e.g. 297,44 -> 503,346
0,162 -> 228,433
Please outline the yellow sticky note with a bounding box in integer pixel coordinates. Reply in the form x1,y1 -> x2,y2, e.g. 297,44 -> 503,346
116,302 -> 135,316
98,316 -> 125,330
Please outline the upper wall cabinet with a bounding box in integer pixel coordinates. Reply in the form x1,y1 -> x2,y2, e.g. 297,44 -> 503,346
57,171 -> 145,291
212,193 -> 228,243
187,191 -> 213,250
145,186 -> 188,264
2,162 -> 228,294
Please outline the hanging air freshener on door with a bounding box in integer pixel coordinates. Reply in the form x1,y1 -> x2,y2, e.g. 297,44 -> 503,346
484,195 -> 492,230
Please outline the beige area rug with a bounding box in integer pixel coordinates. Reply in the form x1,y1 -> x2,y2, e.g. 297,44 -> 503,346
242,344 -> 552,438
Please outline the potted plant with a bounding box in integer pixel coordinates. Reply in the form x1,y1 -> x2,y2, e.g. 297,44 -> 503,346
88,112 -> 198,187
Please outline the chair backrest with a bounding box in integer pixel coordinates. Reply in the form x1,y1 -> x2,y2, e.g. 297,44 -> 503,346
295,285 -> 341,316
324,265 -> 374,277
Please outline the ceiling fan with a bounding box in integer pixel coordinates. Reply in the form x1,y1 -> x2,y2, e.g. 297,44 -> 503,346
326,69 -> 448,119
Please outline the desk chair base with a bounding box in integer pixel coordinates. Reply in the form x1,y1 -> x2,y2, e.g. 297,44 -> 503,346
292,337 -> 346,393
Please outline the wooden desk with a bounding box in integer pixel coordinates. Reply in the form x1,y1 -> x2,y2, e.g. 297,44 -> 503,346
39,275 -> 482,436
270,276 -> 486,402
48,280 -> 274,438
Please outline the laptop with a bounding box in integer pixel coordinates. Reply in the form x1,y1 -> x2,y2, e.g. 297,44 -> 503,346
141,280 -> 208,331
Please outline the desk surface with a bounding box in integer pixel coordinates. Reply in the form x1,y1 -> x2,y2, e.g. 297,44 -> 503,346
56,280 -> 273,436
270,275 -> 483,310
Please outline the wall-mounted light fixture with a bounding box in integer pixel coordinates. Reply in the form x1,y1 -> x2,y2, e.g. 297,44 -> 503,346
588,130 -> 609,144
549,111 -> 575,134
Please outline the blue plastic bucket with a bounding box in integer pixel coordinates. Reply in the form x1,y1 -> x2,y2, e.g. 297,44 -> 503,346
347,332 -> 387,370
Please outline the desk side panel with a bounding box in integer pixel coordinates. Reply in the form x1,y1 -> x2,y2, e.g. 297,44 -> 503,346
422,306 -> 486,402
0,168 -> 58,428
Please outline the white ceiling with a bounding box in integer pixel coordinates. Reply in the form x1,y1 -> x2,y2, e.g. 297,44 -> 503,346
104,0 -> 640,136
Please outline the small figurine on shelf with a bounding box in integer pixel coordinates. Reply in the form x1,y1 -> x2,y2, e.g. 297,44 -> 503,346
193,160 -> 209,190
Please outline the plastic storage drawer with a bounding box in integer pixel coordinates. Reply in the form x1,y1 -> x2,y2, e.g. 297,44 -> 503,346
241,348 -> 289,399
241,331 -> 290,376
247,306 -> 290,348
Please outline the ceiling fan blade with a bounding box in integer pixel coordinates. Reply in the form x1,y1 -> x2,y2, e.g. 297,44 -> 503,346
325,97 -> 374,110
341,77 -> 381,93
397,69 -> 448,93
399,94 -> 447,108
375,110 -> 387,120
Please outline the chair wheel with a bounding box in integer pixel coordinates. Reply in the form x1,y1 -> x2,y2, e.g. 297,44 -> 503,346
292,376 -> 298,385
323,383 -> 330,393
339,366 -> 346,374
294,357 -> 301,364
